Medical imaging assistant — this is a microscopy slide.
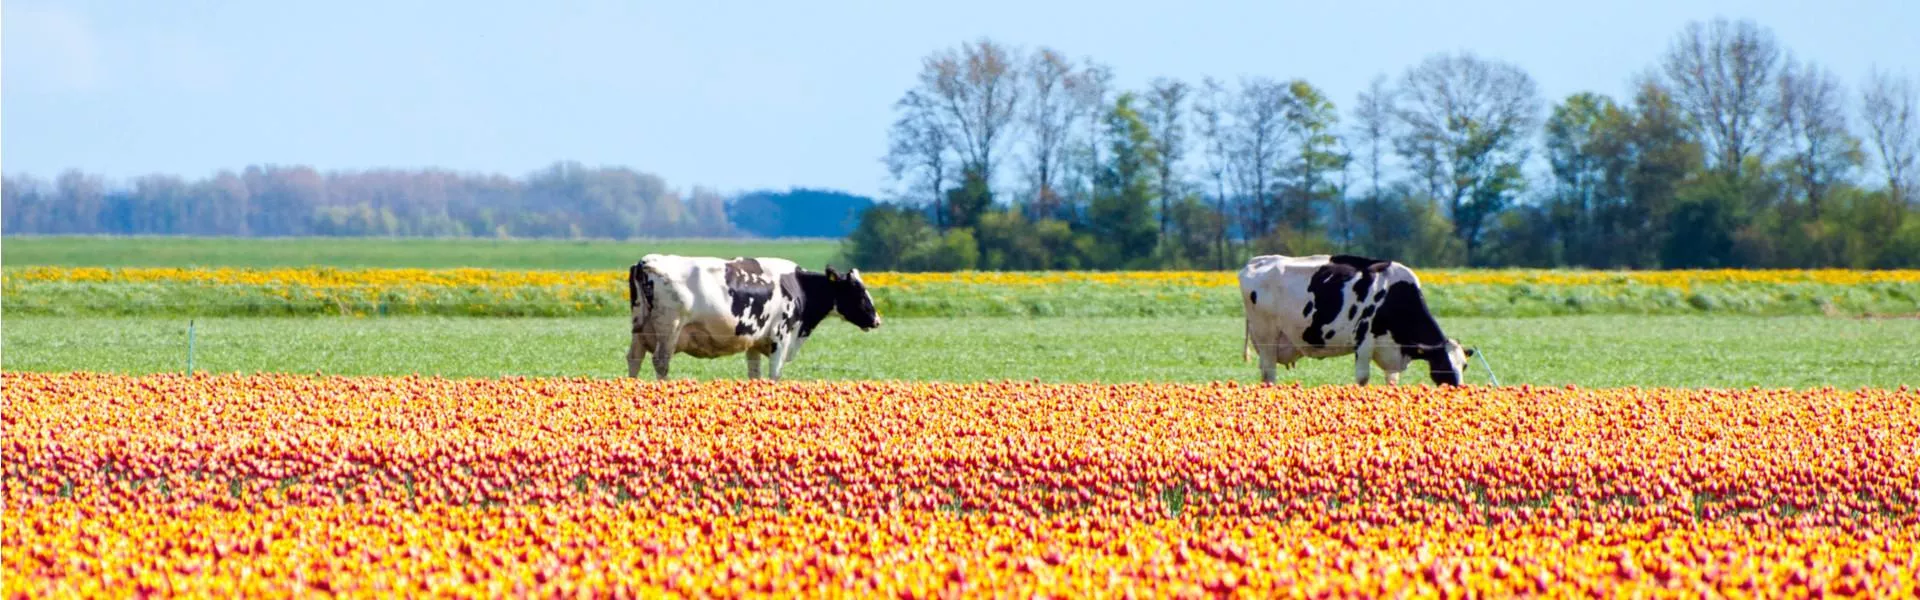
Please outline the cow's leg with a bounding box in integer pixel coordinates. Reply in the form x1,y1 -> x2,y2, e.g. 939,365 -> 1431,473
783,334 -> 810,364
1256,342 -> 1278,384
626,331 -> 647,378
767,331 -> 800,381
651,320 -> 682,380
746,352 -> 762,380
1353,338 -> 1374,386
1375,344 -> 1407,386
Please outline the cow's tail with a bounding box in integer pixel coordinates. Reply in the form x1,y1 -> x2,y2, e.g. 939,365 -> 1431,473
628,260 -> 654,333
627,262 -> 642,308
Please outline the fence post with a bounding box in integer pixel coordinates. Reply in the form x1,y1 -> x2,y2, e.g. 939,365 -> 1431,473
187,319 -> 197,373
1475,347 -> 1501,387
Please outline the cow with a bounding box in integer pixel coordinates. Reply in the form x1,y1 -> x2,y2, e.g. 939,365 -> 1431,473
1237,254 -> 1473,386
625,254 -> 881,380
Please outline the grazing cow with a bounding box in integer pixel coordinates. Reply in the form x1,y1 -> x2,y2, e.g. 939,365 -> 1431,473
1237,254 -> 1473,386
626,254 -> 880,380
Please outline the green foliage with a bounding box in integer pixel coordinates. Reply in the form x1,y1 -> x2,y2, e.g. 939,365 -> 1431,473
1090,93 -> 1162,268
945,167 -> 994,231
6,315 -> 1916,389
1277,79 -> 1345,234
840,205 -> 936,270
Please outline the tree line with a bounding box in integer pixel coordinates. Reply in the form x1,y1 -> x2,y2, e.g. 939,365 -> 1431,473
3,163 -> 873,240
850,18 -> 1920,270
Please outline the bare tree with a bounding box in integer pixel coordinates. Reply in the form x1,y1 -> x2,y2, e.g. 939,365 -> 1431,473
1353,75 -> 1397,200
1774,56 -> 1861,217
1662,18 -> 1784,176
1066,59 -> 1115,219
1231,77 -> 1288,238
1393,52 -> 1541,263
922,38 -> 1025,198
1193,76 -> 1235,267
1144,77 -> 1190,237
884,90 -> 954,228
1862,68 -> 1918,205
1022,48 -> 1080,219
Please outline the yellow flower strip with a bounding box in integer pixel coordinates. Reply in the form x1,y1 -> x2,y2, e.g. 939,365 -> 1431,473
1,266 -> 621,289
9,266 -> 1920,290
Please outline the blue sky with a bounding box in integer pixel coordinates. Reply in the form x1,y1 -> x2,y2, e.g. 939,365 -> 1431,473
5,0 -> 1916,199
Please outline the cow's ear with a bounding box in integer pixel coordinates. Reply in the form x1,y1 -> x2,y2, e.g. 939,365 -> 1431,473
825,266 -> 840,281
1465,347 -> 1477,358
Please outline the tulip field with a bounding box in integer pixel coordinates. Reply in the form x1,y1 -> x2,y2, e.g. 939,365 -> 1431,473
6,372 -> 1919,595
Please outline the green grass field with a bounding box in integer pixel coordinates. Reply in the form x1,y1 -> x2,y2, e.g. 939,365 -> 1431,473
4,315 -> 1913,388
1,235 -> 844,270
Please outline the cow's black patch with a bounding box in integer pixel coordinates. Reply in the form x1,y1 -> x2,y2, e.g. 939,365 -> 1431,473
1360,304 -> 1376,320
726,258 -> 776,336
1371,280 -> 1460,385
1302,302 -> 1313,317
790,271 -> 834,337
1329,254 -> 1392,272
1249,291 -> 1258,305
1348,305 -> 1357,319
1305,256 -> 1390,347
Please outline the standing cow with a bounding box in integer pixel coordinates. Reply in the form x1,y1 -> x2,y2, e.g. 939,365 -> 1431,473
1238,254 -> 1473,386
626,254 -> 880,380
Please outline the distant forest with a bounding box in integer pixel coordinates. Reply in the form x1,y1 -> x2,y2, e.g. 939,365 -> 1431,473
849,17 -> 1920,270
1,163 -> 873,240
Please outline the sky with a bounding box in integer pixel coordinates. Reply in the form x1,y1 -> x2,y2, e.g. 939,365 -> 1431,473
5,0 -> 1917,199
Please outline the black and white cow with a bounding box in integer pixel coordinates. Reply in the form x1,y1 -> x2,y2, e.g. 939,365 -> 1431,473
1238,254 -> 1473,386
626,254 -> 881,380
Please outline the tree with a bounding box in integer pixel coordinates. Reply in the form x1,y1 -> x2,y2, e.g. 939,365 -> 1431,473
1192,77 -> 1235,267
1862,68 -> 1918,205
840,204 -> 936,270
1543,92 -> 1623,265
1230,77 -> 1288,239
1775,56 -> 1863,217
1597,80 -> 1704,269
1393,52 -> 1542,264
945,166 -> 993,230
922,38 -> 1024,197
1662,18 -> 1784,177
1090,93 -> 1161,268
1065,60 -> 1115,221
1021,48 -> 1081,220
1277,79 -> 1344,235
1350,75 -> 1398,256
885,90 -> 955,228
1143,77 -> 1190,238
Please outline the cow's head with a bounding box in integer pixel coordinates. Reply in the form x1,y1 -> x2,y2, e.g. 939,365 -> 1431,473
825,266 -> 881,331
1423,338 -> 1475,386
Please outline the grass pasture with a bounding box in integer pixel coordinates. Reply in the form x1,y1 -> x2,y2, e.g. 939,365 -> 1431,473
3,235 -> 1915,389
4,314 -> 1915,388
